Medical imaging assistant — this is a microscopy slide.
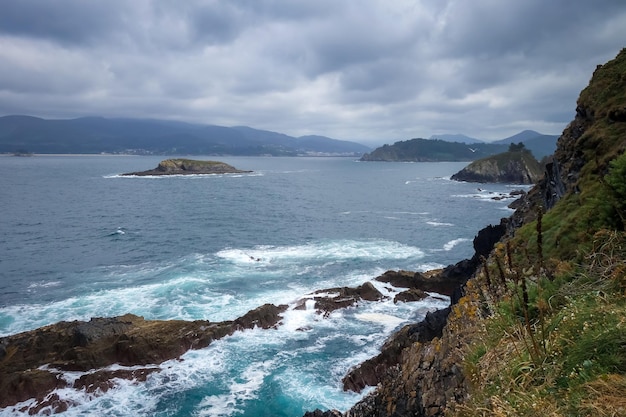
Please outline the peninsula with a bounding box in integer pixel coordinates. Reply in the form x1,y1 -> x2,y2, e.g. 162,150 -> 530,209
122,158 -> 252,176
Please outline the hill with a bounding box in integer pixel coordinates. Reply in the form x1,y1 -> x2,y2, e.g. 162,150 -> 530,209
359,138 -> 508,162
363,130 -> 558,162
0,116 -> 371,156
450,144 -> 543,184
428,133 -> 484,144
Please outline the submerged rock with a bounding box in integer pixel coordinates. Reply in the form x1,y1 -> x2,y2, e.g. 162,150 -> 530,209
122,158 -> 252,176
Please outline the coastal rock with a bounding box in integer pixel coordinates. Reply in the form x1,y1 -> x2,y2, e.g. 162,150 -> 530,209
303,409 -> 343,417
122,158 -> 251,176
0,305 -> 287,411
234,303 -> 288,330
394,288 -> 427,303
375,269 -> 464,297
342,307 -> 450,393
295,282 -> 385,315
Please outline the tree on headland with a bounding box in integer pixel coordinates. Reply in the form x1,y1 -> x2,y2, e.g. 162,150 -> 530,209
508,142 -> 526,152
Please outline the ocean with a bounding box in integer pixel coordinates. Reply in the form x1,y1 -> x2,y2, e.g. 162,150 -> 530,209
0,155 -> 520,416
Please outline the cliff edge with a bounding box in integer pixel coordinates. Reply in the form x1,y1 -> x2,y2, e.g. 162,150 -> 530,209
326,48 -> 626,417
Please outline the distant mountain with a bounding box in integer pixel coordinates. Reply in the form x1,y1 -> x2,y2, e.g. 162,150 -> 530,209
296,135 -> 371,154
492,129 -> 558,159
360,138 -> 508,162
491,129 -> 544,144
0,116 -> 370,156
429,134 -> 484,144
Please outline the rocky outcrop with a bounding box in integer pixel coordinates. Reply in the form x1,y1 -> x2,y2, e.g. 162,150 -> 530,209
0,305 -> 286,411
294,282 -> 385,316
122,158 -> 251,176
451,149 -> 542,184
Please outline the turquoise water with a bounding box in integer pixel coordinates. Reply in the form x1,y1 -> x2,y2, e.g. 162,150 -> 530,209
0,156 -> 519,416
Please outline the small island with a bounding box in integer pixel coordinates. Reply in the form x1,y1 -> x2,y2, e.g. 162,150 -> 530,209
450,143 -> 542,184
122,159 -> 252,176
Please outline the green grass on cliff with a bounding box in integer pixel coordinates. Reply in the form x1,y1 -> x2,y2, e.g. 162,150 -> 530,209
454,48 -> 626,417
458,231 -> 626,417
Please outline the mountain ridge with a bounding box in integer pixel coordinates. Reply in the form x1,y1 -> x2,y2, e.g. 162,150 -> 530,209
0,115 -> 371,156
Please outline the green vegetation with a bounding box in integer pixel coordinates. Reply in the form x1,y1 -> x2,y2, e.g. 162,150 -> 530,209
452,49 -> 626,416
360,138 -> 508,162
458,228 -> 626,417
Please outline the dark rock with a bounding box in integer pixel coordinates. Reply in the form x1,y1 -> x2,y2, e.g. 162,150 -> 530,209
375,270 -> 462,297
73,368 -> 158,393
0,369 -> 68,409
303,409 -> 343,417
394,288 -> 428,303
342,324 -> 414,392
296,282 -> 384,315
407,308 -> 451,343
471,223 -> 506,263
233,303 -> 288,330
72,316 -> 135,347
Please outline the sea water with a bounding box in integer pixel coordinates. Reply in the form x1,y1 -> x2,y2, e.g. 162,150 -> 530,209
0,155 -> 521,416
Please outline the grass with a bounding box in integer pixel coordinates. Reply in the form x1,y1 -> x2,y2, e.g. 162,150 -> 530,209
456,230 -> 626,417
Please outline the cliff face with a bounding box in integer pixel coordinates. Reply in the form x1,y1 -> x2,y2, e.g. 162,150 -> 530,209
450,149 -> 543,184
337,48 -> 626,417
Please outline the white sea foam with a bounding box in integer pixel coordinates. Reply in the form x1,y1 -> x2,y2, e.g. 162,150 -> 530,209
452,189 -> 520,203
26,280 -> 61,289
195,360 -> 275,417
0,239 -> 427,337
426,221 -> 454,227
106,172 -> 260,179
355,313 -> 405,329
443,238 -> 471,251
216,239 -> 425,265
415,262 -> 446,272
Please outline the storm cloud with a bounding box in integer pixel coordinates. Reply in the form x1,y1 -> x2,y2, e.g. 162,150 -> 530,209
1,0 -> 625,145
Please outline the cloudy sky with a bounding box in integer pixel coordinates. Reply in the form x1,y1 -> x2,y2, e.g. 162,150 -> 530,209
1,1 -> 625,146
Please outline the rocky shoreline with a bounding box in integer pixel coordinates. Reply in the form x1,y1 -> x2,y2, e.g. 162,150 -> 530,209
0,232 -> 509,415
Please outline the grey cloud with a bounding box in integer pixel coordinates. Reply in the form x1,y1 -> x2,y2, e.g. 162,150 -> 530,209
0,0 -> 625,145
0,1 -> 130,45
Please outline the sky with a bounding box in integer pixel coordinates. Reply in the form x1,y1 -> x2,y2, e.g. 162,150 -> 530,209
0,1 -> 625,146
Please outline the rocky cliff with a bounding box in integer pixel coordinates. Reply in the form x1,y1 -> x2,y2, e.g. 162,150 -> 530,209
306,48 -> 626,417
450,147 -> 543,184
